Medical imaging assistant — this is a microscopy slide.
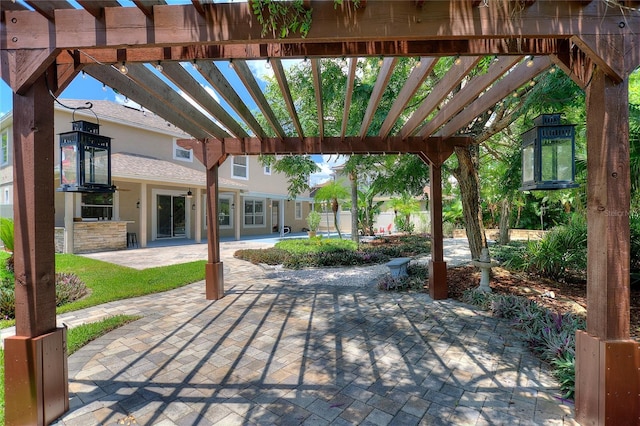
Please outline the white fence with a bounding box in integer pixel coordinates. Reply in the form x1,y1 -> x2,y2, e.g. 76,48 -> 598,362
316,210 -> 431,235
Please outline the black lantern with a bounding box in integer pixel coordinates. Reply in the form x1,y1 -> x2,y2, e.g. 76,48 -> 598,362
58,120 -> 115,193
520,113 -> 578,191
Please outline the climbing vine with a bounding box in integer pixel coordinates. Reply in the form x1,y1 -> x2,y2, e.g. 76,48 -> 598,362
251,0 -> 361,38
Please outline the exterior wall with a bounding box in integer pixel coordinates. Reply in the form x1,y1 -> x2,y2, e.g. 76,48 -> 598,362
54,221 -> 129,253
2,102 -> 314,248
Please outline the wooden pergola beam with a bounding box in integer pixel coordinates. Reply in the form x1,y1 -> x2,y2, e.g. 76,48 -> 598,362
125,63 -> 230,139
232,59 -> 285,139
272,58 -> 304,138
360,57 -> 397,138
179,135 -> 472,156
341,57 -> 357,139
311,58 -> 324,138
160,61 -> 249,139
6,2 -> 631,50
84,64 -> 211,139
379,57 -> 437,139
417,55 -> 522,139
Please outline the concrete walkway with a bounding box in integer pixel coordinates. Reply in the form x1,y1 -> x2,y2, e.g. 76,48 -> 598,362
40,238 -> 575,425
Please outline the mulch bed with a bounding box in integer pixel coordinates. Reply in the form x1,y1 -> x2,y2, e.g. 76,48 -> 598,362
445,265 -> 640,342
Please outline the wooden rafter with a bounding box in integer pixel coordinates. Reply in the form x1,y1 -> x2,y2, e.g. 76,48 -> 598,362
399,56 -> 481,139
84,64 -> 211,139
75,1 -> 120,19
417,55 -> 522,139
125,63 -> 229,139
341,58 -> 357,139
23,1 -> 73,21
360,57 -> 397,138
232,59 -> 285,139
197,61 -> 267,139
132,0 -> 167,18
437,56 -> 552,138
379,57 -> 437,139
159,61 -> 248,139
311,58 -> 324,138
272,58 -> 304,138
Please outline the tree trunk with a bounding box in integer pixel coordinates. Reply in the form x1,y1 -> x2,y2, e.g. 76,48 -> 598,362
499,198 -> 511,245
453,145 -> 487,260
349,171 -> 359,243
332,199 -> 342,239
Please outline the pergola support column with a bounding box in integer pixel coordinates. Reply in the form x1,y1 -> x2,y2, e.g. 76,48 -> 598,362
428,163 -> 447,300
178,138 -> 226,300
4,75 -> 69,425
204,164 -> 224,300
575,68 -> 640,425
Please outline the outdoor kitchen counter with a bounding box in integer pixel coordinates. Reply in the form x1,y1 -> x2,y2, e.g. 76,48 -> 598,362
55,220 -> 133,254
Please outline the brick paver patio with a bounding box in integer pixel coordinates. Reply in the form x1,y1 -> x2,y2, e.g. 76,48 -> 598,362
49,242 -> 575,425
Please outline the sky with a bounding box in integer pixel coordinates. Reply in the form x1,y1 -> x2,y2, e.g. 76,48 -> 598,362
0,0 -> 344,185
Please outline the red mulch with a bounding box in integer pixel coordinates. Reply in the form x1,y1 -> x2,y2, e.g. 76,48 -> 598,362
444,265 -> 640,342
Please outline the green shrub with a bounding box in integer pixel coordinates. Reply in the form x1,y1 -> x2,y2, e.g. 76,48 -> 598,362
55,273 -> 89,306
377,263 -> 428,292
499,216 -> 587,280
234,248 -> 289,265
275,237 -> 357,254
0,286 -> 15,320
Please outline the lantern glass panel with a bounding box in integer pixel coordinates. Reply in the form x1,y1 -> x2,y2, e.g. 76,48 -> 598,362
83,145 -> 109,186
541,138 -> 572,182
61,145 -> 78,186
522,144 -> 534,183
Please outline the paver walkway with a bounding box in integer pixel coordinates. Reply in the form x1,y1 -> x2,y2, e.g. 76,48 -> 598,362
45,239 -> 575,425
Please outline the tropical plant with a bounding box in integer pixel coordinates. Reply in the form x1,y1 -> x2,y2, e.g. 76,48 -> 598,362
306,210 -> 321,232
314,179 -> 350,239
357,186 -> 384,236
0,218 -> 14,273
388,192 -> 421,234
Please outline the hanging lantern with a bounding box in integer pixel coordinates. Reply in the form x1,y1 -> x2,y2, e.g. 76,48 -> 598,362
520,113 -> 578,191
58,120 -> 115,193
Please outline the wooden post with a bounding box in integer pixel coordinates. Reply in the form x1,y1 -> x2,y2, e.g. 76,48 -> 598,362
204,164 -> 224,300
4,75 -> 69,425
575,68 -> 640,425
429,163 -> 448,299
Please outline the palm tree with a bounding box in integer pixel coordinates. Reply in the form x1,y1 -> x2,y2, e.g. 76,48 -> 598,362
314,179 -> 350,239
388,192 -> 421,234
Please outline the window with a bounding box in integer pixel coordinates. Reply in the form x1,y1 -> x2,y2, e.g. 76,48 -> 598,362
218,196 -> 232,228
173,139 -> 193,162
264,164 -> 271,175
82,193 -> 113,220
1,130 -> 8,165
232,155 -> 248,179
3,188 -> 9,204
295,202 -> 302,220
244,199 -> 264,227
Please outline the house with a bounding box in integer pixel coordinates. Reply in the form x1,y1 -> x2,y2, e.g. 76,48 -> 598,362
0,100 -> 313,253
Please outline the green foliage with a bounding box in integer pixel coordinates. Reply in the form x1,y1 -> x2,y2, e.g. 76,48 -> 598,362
461,288 -> 493,310
66,314 -> 141,355
306,210 -> 321,232
0,285 -> 14,321
443,200 -> 464,228
394,215 -> 415,234
236,235 -> 430,270
251,0 -> 313,38
0,218 -> 13,252
496,216 -> 587,280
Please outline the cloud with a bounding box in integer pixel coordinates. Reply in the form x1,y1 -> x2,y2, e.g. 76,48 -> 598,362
310,155 -> 347,186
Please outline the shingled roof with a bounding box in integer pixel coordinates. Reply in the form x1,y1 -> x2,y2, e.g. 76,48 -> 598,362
112,152 -> 246,190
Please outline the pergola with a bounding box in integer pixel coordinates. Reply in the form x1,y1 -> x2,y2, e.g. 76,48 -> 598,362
1,1 -> 639,424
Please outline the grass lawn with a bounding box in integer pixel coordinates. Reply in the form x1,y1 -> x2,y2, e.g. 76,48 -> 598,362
55,254 -> 206,313
0,254 -> 206,329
